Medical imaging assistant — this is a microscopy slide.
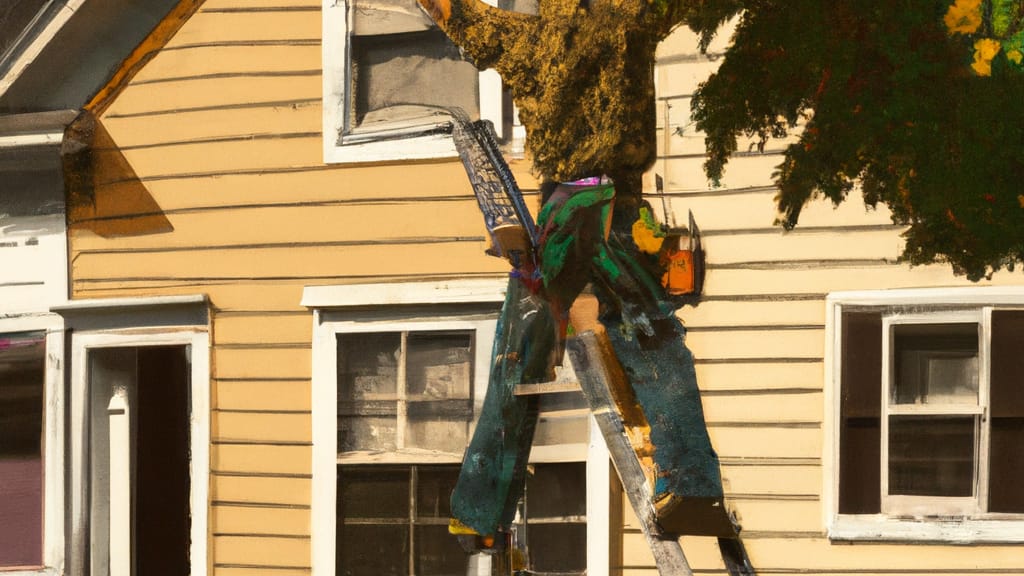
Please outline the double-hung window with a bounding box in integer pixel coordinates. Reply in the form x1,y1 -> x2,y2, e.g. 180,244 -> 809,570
826,287 -> 1024,542
307,280 -> 609,576
322,0 -> 507,163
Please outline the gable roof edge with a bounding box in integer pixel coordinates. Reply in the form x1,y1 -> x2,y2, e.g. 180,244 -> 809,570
84,0 -> 206,116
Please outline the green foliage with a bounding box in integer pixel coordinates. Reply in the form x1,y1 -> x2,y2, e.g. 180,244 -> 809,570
686,0 -> 1024,280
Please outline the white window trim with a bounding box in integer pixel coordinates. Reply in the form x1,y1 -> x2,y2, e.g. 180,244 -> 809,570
321,0 -> 504,164
56,295 -> 210,576
307,279 -> 612,576
0,314 -> 64,576
824,286 -> 1024,543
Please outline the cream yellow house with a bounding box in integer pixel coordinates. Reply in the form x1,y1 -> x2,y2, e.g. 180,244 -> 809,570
51,0 -> 1024,575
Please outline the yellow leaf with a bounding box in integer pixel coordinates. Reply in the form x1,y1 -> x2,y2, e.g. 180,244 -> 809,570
944,0 -> 983,35
972,38 -> 1002,76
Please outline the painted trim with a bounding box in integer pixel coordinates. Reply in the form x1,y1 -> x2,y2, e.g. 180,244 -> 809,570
62,295 -> 210,576
824,288 -> 1024,544
0,131 -> 62,148
51,293 -> 208,314
827,285 -> 1024,307
301,278 -> 507,308
0,315 -> 65,576
321,0 -> 504,164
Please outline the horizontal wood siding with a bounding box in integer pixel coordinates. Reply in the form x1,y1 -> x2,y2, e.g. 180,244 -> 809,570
629,22 -> 1024,576
68,1 -> 1024,574
69,0 -> 529,573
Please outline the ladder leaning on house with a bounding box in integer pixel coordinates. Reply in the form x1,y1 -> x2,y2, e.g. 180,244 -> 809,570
448,110 -> 755,576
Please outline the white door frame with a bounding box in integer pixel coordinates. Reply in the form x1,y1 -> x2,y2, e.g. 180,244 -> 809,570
68,328 -> 209,576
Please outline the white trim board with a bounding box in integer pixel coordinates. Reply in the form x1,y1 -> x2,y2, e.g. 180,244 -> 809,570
301,278 -> 507,308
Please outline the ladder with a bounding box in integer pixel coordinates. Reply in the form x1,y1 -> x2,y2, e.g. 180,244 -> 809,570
448,110 -> 755,576
565,295 -> 755,576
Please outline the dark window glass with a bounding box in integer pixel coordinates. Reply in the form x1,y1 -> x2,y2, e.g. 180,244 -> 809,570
521,462 -> 587,574
337,465 -> 467,576
888,415 -> 976,497
838,311 -> 882,514
0,331 -> 45,567
989,310 -> 1024,513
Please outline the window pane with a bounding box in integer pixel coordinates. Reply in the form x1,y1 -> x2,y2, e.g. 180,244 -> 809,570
405,332 -> 473,453
338,333 -> 400,451
337,524 -> 409,576
990,310 -> 1024,513
338,332 -> 400,398
0,331 -> 44,567
415,465 -> 459,519
888,415 -> 976,497
413,525 -> 471,576
338,467 -> 409,518
892,323 -> 978,405
350,0 -> 479,130
527,462 -> 587,518
527,523 -> 587,573
406,332 -> 472,399
839,311 -> 882,514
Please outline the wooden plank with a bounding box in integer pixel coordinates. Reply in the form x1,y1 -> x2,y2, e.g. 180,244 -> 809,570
212,444 -> 311,475
728,499 -> 820,533
686,328 -> 824,361
212,475 -> 311,506
739,538 -> 1024,571
660,153 -> 780,192
168,11 -> 318,47
719,464 -> 822,498
702,264 -> 1021,298
113,135 -> 324,179
213,313 -> 311,346
694,362 -> 824,392
213,505 -> 310,536
100,105 -> 321,146
72,241 -> 505,283
703,229 -> 904,265
72,200 -> 490,253
212,412 -> 311,444
213,535 -> 310,567
680,299 -> 826,329
129,45 -> 321,84
664,189 -> 895,232
215,379 -> 312,412
214,347 -> 311,380
702,392 -> 823,425
111,75 -> 320,117
708,427 -> 821,460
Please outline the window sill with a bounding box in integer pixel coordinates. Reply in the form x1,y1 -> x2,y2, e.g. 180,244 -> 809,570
324,130 -> 459,164
829,514 -> 1024,544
